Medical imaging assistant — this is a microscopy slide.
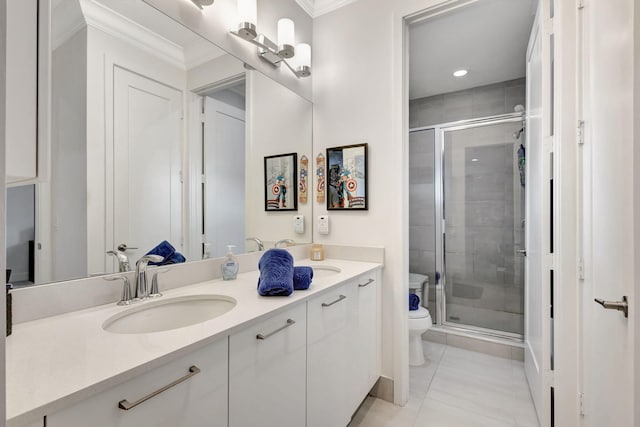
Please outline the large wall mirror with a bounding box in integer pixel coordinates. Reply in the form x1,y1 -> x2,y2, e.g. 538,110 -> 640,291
6,0 -> 313,287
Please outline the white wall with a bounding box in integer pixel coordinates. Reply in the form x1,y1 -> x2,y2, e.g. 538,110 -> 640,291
187,53 -> 245,92
6,185 -> 35,282
312,0 -> 448,404
245,70 -> 313,245
0,0 -> 7,419
635,0 -> 640,421
51,29 -> 87,282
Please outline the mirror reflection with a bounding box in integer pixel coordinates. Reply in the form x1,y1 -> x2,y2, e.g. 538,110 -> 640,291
6,0 -> 313,287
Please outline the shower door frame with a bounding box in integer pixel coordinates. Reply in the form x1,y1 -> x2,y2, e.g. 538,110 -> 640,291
410,112 -> 525,342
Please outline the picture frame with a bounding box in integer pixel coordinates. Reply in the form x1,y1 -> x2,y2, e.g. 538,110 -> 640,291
326,143 -> 368,210
264,153 -> 298,211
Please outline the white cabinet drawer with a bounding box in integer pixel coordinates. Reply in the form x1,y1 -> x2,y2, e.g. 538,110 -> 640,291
47,338 -> 228,427
229,303 -> 307,427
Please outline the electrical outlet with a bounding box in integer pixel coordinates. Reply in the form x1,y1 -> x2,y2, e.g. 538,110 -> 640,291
294,215 -> 305,234
318,215 -> 329,235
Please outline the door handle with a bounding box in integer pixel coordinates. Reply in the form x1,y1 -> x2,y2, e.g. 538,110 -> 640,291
516,249 -> 527,256
594,296 -> 628,318
117,243 -> 139,252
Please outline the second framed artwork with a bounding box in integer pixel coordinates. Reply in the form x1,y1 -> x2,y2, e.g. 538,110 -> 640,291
326,143 -> 368,210
264,153 -> 298,211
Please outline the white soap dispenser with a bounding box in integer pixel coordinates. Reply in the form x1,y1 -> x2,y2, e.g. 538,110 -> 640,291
221,245 -> 239,280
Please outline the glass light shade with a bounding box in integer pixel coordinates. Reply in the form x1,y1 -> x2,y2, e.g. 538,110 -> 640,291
296,43 -> 311,68
238,0 -> 257,25
277,18 -> 295,51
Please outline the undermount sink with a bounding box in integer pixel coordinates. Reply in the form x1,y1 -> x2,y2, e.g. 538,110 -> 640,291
312,265 -> 341,278
103,294 -> 237,334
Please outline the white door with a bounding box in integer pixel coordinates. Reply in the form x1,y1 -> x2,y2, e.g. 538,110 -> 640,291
580,0 -> 635,425
203,96 -> 245,258
524,5 -> 548,423
113,67 -> 183,263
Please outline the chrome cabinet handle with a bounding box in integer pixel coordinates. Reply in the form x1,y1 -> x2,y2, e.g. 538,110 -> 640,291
256,318 -> 296,340
358,279 -> 375,288
118,365 -> 201,410
594,296 -> 628,318
322,294 -> 347,307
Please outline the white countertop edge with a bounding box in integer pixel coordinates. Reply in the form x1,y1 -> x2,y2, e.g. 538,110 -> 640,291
7,259 -> 383,426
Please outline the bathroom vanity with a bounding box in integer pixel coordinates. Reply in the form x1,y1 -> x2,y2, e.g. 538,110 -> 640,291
6,258 -> 382,427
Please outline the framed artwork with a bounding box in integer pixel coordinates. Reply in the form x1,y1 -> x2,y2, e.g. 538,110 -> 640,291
326,143 -> 368,210
264,153 -> 298,211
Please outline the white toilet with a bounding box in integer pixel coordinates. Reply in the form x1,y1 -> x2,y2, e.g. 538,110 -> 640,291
409,273 -> 432,366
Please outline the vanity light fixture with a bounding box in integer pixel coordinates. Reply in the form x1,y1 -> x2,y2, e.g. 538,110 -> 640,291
231,0 -> 311,78
190,0 -> 214,10
453,69 -> 468,77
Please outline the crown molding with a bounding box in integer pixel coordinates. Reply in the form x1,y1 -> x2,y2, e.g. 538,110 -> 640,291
294,0 -> 315,17
79,0 -> 186,69
312,0 -> 359,17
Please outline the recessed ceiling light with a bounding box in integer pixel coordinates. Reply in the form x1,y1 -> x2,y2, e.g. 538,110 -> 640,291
453,69 -> 468,77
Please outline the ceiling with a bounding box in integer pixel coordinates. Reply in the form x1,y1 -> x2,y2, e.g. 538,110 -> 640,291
295,0 -> 359,17
409,0 -> 537,100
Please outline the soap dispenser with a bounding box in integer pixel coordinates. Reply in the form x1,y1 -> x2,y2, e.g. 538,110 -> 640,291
222,245 -> 239,280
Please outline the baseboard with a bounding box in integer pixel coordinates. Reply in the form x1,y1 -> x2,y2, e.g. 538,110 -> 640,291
369,376 -> 394,403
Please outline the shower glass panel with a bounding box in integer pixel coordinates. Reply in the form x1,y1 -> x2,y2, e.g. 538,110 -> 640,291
408,129 -> 437,314
442,120 -> 525,335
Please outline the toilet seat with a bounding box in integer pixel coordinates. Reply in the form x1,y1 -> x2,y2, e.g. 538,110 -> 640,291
409,307 -> 430,319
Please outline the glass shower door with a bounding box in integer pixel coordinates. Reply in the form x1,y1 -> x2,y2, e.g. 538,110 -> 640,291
441,119 -> 525,336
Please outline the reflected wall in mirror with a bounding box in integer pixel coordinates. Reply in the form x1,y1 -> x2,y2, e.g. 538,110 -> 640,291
5,0 -> 312,287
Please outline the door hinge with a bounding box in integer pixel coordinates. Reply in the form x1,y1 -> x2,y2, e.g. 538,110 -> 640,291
579,392 -> 585,415
578,258 -> 585,280
577,120 -> 585,145
201,174 -> 206,184
200,112 -> 206,123
201,234 -> 206,244
179,170 -> 184,183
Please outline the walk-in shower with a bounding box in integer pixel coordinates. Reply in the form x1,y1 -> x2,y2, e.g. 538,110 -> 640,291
409,113 -> 526,340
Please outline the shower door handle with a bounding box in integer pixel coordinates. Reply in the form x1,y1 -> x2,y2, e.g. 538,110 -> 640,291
594,296 -> 628,318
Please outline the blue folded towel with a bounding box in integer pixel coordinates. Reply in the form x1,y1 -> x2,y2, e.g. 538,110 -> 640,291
257,249 -> 294,296
293,266 -> 314,290
146,240 -> 186,266
409,293 -> 420,311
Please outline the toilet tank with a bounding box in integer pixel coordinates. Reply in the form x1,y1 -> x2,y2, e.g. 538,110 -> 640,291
409,273 -> 429,309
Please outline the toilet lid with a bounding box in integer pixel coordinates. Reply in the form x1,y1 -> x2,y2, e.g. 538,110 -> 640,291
409,306 -> 430,319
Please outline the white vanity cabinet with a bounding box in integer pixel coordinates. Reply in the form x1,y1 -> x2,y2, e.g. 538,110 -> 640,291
307,280 -> 358,427
228,303 -> 307,427
46,338 -> 228,427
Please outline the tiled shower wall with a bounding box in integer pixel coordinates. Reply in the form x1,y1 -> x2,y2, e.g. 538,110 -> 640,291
409,78 -> 526,129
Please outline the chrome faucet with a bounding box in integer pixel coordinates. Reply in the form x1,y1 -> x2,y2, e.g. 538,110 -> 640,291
275,239 -> 295,248
246,237 -> 265,251
134,255 -> 163,300
107,250 -> 131,272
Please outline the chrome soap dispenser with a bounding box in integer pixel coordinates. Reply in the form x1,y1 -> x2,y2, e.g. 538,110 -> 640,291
222,245 -> 239,280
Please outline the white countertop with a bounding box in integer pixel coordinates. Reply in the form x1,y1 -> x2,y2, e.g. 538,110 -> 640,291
6,258 -> 382,426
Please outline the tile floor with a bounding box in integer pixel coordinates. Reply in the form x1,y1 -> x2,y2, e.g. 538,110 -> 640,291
349,341 -> 540,427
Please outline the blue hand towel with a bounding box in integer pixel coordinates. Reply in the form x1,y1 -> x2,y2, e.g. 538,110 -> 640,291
257,249 -> 294,296
293,266 -> 314,290
146,240 -> 186,266
409,293 -> 420,311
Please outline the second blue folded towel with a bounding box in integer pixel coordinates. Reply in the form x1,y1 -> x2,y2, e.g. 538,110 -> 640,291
409,293 -> 420,311
146,240 -> 186,266
257,249 -> 294,296
293,266 -> 314,290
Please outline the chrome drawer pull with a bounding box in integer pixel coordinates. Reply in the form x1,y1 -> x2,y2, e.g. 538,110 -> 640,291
358,279 -> 375,288
322,294 -> 347,307
256,318 -> 296,340
118,365 -> 201,410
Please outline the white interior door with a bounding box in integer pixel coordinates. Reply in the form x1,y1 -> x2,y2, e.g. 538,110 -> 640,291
113,67 -> 183,263
580,0 -> 635,424
203,96 -> 245,258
